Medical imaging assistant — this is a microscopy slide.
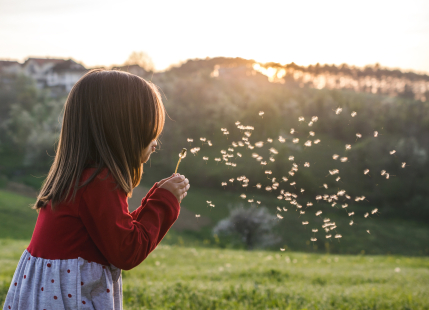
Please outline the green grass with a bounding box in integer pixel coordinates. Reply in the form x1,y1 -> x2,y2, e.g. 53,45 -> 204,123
1,240 -> 428,309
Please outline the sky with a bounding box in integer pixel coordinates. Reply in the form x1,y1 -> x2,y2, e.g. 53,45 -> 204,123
1,0 -> 429,73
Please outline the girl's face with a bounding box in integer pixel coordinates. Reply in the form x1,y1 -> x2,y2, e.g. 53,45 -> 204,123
141,139 -> 158,163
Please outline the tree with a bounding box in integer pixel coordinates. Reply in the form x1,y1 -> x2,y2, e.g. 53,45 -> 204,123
123,51 -> 155,72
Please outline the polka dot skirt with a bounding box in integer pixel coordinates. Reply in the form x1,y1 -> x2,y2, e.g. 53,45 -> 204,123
3,250 -> 123,309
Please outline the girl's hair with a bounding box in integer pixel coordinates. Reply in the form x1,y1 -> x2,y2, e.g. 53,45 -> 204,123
34,69 -> 165,210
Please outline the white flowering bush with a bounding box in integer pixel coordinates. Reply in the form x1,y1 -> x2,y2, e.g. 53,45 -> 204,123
213,204 -> 280,250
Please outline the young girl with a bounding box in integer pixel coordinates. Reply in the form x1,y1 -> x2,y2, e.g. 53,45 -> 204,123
3,69 -> 190,310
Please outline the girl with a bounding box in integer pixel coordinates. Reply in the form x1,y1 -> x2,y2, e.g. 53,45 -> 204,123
3,69 -> 190,310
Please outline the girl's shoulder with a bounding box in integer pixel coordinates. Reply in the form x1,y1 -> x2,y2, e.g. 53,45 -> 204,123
80,167 -> 126,196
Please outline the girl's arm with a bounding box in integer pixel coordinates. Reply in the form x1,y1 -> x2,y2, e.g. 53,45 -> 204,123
79,171 -> 180,270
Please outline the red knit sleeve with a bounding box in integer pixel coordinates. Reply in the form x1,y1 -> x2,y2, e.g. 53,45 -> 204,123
79,170 -> 180,270
130,183 -> 159,220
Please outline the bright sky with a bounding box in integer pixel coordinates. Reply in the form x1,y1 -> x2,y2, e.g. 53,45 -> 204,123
1,0 -> 429,73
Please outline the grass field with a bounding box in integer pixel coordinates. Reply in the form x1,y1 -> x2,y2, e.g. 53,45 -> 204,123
1,187 -> 429,308
1,239 -> 429,309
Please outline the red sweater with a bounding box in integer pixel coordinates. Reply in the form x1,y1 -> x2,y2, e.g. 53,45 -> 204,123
27,168 -> 180,270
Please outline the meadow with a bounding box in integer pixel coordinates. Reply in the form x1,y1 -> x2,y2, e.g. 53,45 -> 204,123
1,189 -> 429,309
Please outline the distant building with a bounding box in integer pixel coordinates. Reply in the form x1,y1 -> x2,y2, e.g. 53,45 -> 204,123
46,59 -> 87,92
21,58 -> 65,89
0,60 -> 22,75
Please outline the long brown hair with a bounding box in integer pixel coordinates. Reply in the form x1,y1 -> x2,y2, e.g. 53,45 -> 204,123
34,69 -> 165,210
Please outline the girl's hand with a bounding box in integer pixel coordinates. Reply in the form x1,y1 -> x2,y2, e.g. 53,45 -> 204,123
158,174 -> 190,203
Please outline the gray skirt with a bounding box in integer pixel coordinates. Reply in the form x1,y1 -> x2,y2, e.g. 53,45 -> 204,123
3,250 -> 122,310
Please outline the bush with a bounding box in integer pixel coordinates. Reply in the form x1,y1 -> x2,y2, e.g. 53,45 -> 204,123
213,204 -> 280,249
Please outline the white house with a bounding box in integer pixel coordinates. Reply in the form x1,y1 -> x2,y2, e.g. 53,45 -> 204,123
45,59 -> 87,92
21,58 -> 65,89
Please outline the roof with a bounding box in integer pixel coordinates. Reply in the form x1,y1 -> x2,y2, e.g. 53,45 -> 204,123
50,59 -> 87,73
0,60 -> 20,66
23,58 -> 65,66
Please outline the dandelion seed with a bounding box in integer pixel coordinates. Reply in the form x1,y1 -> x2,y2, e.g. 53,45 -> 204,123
278,136 -> 286,143
283,207 -> 288,211
290,182 -> 296,186
225,162 -> 231,166
280,248 -> 286,251
190,147 -> 200,155
303,162 -> 310,168
307,202 -> 313,207
267,138 -> 273,143
314,139 -> 321,144
316,210 -> 322,216
282,177 -> 288,182
336,177 -> 341,182
374,131 -> 378,137
300,188 -> 305,193
292,138 -> 300,144
277,214 -> 283,219
323,184 -> 328,189
195,214 -> 200,218
214,158 -> 221,162
203,157 -> 209,161
269,157 -> 275,162
288,156 -> 294,161
316,195 -> 322,200
349,220 -> 354,225
348,212 -> 354,216
311,116 -> 318,122
255,141 -> 264,148
342,204 -> 348,208
351,111 -> 357,117
265,170 -> 272,175
248,199 -> 254,203
401,162 -> 406,168
298,116 -> 305,122
304,140 -> 312,147
332,154 -> 339,160
276,206 -> 282,212
244,132 -> 251,138
269,148 -> 279,155
256,201 -> 261,204
261,161 -> 267,165
390,150 -> 396,155
299,211 -> 305,215
367,230 -> 370,234
187,138 -> 193,143
331,202 -> 337,207
301,221 -> 308,225
310,237 -> 317,242
326,235 -> 332,238
312,229 -> 318,233
265,186 -> 272,191
335,107 -> 342,114
356,133 -> 362,138
255,183 -> 262,189
335,234 -> 342,239
340,157 -> 348,162
385,173 -> 390,179
200,137 -> 206,142
223,131 -> 229,135
364,212 -> 369,218
345,195 -> 351,199
381,170 -> 386,176
235,121 -> 240,125
345,144 -> 351,150
371,208 -> 378,214
240,194 -> 246,199
259,111 -> 264,116
308,121 -> 314,127
364,169 -> 370,175
248,145 -> 254,149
